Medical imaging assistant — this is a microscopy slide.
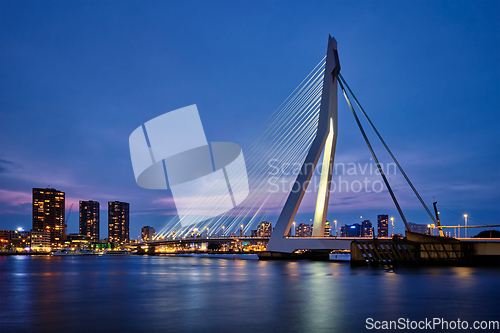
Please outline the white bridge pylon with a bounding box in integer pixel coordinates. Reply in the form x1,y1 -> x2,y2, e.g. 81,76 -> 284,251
267,35 -> 342,253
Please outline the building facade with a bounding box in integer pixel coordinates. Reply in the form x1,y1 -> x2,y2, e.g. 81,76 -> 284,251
341,223 -> 361,237
324,221 -> 331,237
31,231 -> 51,251
141,226 -> 155,242
0,230 -> 11,250
377,215 -> 389,238
296,223 -> 312,237
79,200 -> 100,243
32,188 -> 65,246
361,220 -> 372,237
409,222 -> 430,235
67,233 -> 92,248
0,230 -> 50,251
108,201 -> 129,246
10,230 -> 31,249
257,221 -> 272,237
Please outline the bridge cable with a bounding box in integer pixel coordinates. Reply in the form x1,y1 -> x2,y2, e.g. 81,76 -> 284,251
338,73 -> 437,225
338,76 -> 411,232
203,86 -> 321,233
156,60 -> 325,239
437,203 -> 488,226
208,67 -> 324,235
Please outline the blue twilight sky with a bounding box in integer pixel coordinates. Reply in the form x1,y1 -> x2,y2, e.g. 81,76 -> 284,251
0,0 -> 499,238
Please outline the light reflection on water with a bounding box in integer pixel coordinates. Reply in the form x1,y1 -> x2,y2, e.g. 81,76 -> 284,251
0,255 -> 498,332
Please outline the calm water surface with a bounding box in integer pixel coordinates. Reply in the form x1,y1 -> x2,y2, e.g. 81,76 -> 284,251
0,255 -> 499,332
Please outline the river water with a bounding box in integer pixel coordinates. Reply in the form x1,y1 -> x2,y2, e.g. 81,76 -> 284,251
0,255 -> 498,332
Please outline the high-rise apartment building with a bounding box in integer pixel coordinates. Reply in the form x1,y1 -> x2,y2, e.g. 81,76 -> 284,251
79,200 -> 100,243
32,188 -> 65,246
108,201 -> 129,245
378,215 -> 389,238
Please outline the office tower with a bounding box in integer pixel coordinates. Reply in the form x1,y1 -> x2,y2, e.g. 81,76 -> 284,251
257,221 -> 272,237
324,220 -> 331,237
361,220 -> 372,237
32,188 -> 65,246
108,201 -> 129,245
80,200 -> 100,242
378,215 -> 389,238
141,226 -> 155,241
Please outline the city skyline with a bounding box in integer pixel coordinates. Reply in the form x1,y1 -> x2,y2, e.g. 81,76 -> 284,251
1,1 -> 499,237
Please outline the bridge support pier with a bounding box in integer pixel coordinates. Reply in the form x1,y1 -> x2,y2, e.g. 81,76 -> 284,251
350,231 -> 500,266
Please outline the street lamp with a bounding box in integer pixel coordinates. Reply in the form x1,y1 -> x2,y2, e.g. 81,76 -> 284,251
463,214 -> 468,238
222,226 -> 225,237
390,217 -> 394,236
334,220 -> 337,237
293,222 -> 296,237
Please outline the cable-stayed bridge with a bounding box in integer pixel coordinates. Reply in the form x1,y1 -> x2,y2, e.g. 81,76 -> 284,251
143,35 -> 500,264
154,50 -> 328,240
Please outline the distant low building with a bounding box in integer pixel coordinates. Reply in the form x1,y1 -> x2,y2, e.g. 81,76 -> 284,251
409,222 -> 430,235
31,231 -> 51,251
66,234 -> 92,248
1,229 -> 51,251
257,221 -> 272,237
296,223 -> 312,237
361,220 -> 372,237
10,230 -> 31,249
324,221 -> 331,237
94,239 -> 111,250
141,226 -> 155,242
341,223 -> 361,237
0,230 -> 11,250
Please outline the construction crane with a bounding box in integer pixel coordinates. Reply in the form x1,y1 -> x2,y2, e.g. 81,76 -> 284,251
432,202 -> 445,237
